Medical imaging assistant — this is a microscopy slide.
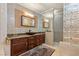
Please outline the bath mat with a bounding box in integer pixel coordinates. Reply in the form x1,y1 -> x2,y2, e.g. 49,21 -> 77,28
21,46 -> 55,56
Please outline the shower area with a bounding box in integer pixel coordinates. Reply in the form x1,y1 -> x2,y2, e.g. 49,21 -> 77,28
63,3 -> 79,42
53,3 -> 79,44
43,8 -> 63,46
44,7 -> 63,45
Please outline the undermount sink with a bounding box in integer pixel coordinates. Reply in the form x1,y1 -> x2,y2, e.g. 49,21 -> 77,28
26,33 -> 36,35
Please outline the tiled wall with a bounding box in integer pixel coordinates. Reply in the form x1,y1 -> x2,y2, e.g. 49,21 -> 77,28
63,3 -> 79,41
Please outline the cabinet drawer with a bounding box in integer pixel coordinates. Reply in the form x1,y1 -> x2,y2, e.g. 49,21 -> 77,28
11,37 -> 28,44
29,40 -> 35,44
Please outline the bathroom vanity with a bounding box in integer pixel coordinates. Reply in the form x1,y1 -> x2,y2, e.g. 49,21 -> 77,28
7,32 -> 45,56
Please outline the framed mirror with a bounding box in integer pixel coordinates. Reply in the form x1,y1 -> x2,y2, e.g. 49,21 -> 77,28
43,18 -> 49,28
21,15 -> 35,27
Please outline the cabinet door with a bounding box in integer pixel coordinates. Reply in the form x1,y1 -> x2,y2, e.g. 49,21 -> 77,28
11,42 -> 27,56
35,35 -> 42,45
11,37 -> 27,44
28,36 -> 36,49
35,34 -> 45,46
11,37 -> 28,56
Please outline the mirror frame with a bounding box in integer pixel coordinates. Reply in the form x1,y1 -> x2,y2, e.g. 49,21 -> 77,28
21,15 -> 36,27
43,18 -> 50,28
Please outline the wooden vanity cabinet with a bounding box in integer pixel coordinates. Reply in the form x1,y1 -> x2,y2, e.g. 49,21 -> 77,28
11,37 -> 29,56
11,33 -> 45,56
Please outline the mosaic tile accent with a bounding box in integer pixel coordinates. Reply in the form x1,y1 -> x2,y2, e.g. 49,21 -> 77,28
63,4 -> 79,41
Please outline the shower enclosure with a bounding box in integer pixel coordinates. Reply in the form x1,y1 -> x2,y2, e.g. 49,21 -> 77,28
53,9 -> 63,43
53,3 -> 79,44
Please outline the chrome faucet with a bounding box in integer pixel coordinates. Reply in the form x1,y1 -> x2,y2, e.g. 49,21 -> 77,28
29,29 -> 31,32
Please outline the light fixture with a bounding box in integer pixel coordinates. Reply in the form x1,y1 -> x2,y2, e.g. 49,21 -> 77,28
25,12 -> 34,17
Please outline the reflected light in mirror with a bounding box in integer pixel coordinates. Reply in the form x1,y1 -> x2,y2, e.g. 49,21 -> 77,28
44,19 -> 49,22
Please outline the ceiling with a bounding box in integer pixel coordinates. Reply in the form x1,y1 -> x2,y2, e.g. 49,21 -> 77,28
19,3 -> 63,14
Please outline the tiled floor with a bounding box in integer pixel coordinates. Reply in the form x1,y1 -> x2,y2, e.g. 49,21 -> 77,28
52,42 -> 60,49
0,43 -> 10,56
0,44 -> 5,56
52,41 -> 79,56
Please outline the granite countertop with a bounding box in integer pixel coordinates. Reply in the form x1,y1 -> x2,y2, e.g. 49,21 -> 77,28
7,35 -> 32,39
7,32 -> 45,40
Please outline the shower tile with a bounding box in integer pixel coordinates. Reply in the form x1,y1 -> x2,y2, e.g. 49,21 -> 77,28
63,4 -> 79,42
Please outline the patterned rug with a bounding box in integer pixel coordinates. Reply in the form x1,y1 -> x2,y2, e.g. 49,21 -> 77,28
20,44 -> 55,56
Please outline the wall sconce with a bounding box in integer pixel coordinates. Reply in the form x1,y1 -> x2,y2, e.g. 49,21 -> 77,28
24,12 -> 34,18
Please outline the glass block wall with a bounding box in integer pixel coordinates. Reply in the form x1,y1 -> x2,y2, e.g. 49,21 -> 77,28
63,3 -> 79,41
